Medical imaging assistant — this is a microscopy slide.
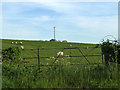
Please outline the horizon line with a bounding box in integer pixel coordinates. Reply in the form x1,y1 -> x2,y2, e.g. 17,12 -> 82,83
0,38 -> 99,44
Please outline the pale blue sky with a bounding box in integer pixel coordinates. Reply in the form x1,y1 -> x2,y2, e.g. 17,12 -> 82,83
2,2 -> 118,43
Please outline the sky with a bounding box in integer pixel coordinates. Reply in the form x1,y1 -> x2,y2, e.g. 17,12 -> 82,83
1,1 -> 118,44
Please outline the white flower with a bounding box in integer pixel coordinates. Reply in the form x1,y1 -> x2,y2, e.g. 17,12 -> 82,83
52,57 -> 54,59
50,57 -> 55,59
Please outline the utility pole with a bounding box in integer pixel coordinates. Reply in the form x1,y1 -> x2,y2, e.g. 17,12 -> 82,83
53,26 -> 56,40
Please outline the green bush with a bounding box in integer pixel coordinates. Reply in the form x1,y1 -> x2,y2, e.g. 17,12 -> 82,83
2,47 -> 22,62
117,45 -> 120,64
62,40 -> 67,43
101,40 -> 117,66
49,39 -> 57,42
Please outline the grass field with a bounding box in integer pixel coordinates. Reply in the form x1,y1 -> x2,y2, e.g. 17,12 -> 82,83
2,39 -> 102,65
1,39 -> 120,88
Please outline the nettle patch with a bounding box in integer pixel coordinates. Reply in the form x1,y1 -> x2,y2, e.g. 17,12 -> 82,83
101,40 -> 117,66
2,47 -> 22,63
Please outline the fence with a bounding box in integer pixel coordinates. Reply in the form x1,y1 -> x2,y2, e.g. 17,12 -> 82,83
22,46 -> 103,71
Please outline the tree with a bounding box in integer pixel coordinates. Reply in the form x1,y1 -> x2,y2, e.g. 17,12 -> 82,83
49,39 -> 57,42
101,40 -> 117,66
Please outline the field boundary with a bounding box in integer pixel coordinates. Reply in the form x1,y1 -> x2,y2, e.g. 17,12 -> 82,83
22,46 -> 103,71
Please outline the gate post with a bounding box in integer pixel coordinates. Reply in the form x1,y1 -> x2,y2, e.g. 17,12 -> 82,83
70,48 -> 71,65
102,52 -> 104,64
38,48 -> 40,71
117,47 -> 120,64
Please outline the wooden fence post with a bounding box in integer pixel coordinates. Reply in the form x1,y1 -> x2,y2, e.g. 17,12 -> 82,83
38,48 -> 40,71
102,52 -> 103,64
70,48 -> 71,65
117,48 -> 120,64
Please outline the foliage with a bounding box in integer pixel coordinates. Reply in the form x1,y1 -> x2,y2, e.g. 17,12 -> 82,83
2,63 -> 119,88
101,40 -> 117,65
2,39 -> 113,88
1,39 -> 120,88
117,45 -> 120,64
49,39 -> 57,42
62,40 -> 67,43
101,41 -> 116,55
2,39 -> 100,65
2,47 -> 22,62
57,40 -> 61,42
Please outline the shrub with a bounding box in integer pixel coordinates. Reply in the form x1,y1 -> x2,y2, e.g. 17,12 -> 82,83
45,40 -> 48,42
58,40 -> 61,42
62,40 -> 67,43
101,40 -> 117,66
117,45 -> 120,64
49,39 -> 57,42
2,47 -> 22,62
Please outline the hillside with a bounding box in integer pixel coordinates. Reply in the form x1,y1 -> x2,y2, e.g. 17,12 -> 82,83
1,39 -> 102,66
2,39 -> 96,50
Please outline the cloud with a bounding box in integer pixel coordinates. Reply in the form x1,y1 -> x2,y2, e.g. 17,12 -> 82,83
2,2 -> 117,20
2,0 -> 119,2
0,1 -> 2,38
54,15 -> 118,42
40,16 -> 53,21
33,2 -> 117,16
2,22 -> 53,40
73,16 -> 118,30
2,2 -> 118,43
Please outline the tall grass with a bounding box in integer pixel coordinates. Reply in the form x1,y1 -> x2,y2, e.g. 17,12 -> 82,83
2,39 -> 119,88
2,62 -> 119,88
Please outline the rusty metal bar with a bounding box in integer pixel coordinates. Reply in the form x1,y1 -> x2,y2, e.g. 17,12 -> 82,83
39,47 -> 101,50
23,54 -> 101,59
23,57 -> 38,59
22,49 -> 37,50
51,48 -> 65,65
68,55 -> 101,57
70,48 -> 72,65
22,46 -> 101,51
77,47 -> 90,64
21,62 -> 103,67
40,63 -> 103,66
23,55 -> 101,59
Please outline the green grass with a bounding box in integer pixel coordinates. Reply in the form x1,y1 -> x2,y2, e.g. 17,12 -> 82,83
2,39 -> 102,66
1,39 -> 120,88
2,63 -> 120,88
